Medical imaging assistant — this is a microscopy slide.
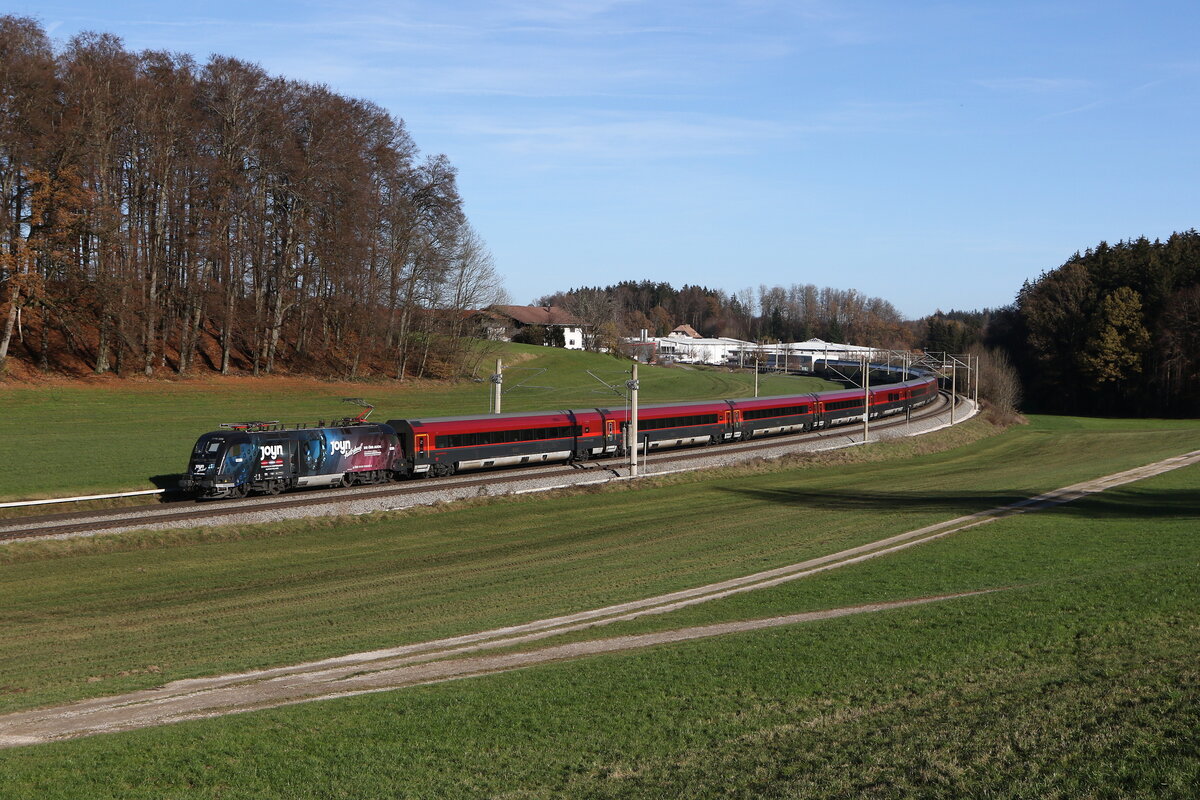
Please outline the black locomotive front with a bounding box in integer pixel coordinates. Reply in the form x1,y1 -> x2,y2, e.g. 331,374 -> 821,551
181,431 -> 256,498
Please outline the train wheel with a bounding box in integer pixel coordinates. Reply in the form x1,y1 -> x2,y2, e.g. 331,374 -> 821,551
266,481 -> 283,495
339,473 -> 353,488
233,483 -> 250,499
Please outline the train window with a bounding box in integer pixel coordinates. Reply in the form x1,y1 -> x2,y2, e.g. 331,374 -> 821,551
640,413 -> 719,431
439,424 -> 580,448
742,405 -> 809,421
824,399 -> 865,412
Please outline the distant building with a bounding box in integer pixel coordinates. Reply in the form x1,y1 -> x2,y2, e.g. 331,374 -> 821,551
728,339 -> 876,372
668,324 -> 703,339
626,330 -> 753,365
623,334 -> 880,369
480,305 -> 588,350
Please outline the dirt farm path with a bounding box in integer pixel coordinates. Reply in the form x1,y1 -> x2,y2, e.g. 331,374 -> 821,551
2,449 -> 1197,748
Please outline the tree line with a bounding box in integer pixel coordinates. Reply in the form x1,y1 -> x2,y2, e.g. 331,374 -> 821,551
0,16 -> 502,380
935,231 -> 1200,416
537,280 -> 915,349
986,231 -> 1200,416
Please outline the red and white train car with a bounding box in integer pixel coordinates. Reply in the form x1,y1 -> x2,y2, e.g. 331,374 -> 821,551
386,375 -> 938,477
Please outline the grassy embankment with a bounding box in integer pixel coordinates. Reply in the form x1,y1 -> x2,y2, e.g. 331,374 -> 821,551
0,415 -> 1197,797
0,343 -> 835,502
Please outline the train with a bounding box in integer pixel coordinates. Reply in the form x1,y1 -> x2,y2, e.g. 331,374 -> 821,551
181,372 -> 938,499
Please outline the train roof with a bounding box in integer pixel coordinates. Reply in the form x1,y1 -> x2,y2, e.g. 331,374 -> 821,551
197,422 -> 394,438
595,400 -> 732,422
815,387 -> 870,402
386,379 -> 938,431
725,394 -> 819,409
624,399 -> 732,415
388,409 -> 586,429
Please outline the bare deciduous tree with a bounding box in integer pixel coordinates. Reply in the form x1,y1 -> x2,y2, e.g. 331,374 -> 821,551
0,16 -> 505,381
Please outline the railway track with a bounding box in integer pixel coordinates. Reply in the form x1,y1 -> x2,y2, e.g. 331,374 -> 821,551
0,392 -> 957,543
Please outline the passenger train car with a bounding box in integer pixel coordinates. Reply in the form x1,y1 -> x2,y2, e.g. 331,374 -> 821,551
182,373 -> 938,497
383,374 -> 938,479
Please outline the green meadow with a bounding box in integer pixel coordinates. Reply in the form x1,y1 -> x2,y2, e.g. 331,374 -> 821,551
0,415 -> 1197,797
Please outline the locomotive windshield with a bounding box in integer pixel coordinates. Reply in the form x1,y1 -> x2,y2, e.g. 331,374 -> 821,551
194,436 -> 223,455
189,433 -> 252,467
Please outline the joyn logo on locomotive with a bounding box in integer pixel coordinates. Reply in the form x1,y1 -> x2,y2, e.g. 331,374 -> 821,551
331,440 -> 364,457
259,444 -> 284,460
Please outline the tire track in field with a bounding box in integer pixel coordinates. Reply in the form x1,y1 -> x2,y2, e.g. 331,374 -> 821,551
0,592 -> 993,747
1,448 -> 1197,748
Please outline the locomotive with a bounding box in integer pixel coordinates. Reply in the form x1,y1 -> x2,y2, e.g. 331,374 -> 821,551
182,374 -> 938,498
181,405 -> 402,499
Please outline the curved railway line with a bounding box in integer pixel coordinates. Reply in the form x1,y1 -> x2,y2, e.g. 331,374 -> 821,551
0,392 -> 959,544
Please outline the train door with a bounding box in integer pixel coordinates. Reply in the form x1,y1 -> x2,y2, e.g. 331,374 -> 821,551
568,411 -> 582,453
286,439 -> 299,479
415,433 -> 430,461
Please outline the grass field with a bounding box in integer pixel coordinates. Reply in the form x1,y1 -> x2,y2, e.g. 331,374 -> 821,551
0,343 -> 836,501
0,414 -> 1197,798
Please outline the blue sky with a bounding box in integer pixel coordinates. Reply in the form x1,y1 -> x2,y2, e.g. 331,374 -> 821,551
15,0 -> 1200,317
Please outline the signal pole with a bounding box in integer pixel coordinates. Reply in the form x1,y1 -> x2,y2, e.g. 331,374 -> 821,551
864,356 -> 871,443
950,360 -> 957,425
491,358 -> 503,414
973,354 -> 980,405
626,363 -> 640,477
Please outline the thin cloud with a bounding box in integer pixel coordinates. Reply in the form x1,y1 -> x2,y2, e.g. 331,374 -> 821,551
431,99 -> 933,164
976,77 -> 1092,93
500,0 -> 641,25
433,111 -> 789,163
1039,99 -> 1106,119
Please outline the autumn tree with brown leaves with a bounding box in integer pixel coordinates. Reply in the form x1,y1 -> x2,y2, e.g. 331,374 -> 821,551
0,16 -> 500,380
